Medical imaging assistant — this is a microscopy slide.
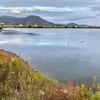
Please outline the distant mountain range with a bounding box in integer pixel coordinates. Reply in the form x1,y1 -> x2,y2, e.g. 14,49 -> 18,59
66,22 -> 88,27
0,15 -> 88,27
0,15 -> 54,26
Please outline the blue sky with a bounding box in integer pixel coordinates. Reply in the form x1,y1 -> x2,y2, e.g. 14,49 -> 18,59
0,0 -> 100,25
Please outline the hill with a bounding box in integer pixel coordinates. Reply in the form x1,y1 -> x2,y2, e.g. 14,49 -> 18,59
66,22 -> 88,27
0,15 -> 55,26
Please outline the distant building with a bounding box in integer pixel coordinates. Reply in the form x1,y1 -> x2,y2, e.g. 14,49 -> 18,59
19,24 -> 23,26
34,24 -> 38,27
0,23 -> 4,25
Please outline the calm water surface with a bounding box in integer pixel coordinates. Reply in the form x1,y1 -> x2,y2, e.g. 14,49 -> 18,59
1,28 -> 100,84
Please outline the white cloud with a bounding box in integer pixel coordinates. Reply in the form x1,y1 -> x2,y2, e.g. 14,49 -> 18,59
0,6 -> 74,13
0,6 -> 95,15
11,9 -> 21,13
35,6 -> 73,12
0,2 -> 99,25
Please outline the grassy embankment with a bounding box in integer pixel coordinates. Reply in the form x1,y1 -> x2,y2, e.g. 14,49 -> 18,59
0,49 -> 100,100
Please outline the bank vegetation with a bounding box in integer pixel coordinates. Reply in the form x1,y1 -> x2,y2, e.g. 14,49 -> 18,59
0,49 -> 100,100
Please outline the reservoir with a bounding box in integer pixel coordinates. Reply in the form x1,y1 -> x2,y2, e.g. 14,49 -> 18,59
1,28 -> 100,84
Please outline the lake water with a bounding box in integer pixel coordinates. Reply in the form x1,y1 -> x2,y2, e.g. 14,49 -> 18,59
1,28 -> 100,84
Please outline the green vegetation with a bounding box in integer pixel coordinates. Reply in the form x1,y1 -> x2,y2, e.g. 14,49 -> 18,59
1,49 -> 100,100
0,49 -> 60,100
3,25 -> 100,29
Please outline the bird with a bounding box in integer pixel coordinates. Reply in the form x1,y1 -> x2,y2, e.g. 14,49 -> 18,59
67,42 -> 69,44
80,40 -> 85,43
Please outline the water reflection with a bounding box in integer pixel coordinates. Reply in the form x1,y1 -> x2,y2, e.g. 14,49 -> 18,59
2,30 -> 40,36
0,28 -> 100,84
0,36 -> 22,45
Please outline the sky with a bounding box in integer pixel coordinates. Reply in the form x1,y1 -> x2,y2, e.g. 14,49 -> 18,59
0,0 -> 100,25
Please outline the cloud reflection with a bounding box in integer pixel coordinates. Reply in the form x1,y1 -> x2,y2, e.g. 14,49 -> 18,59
0,37 -> 72,46
0,41 -> 8,44
0,36 -> 22,45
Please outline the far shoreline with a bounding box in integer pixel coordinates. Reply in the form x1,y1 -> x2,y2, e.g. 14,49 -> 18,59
2,25 -> 100,29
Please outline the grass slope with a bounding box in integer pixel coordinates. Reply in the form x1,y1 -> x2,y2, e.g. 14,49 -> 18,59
0,49 -> 60,100
0,49 -> 100,100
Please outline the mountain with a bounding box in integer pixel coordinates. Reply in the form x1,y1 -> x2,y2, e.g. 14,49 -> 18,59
0,15 -> 55,26
66,22 -> 87,27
